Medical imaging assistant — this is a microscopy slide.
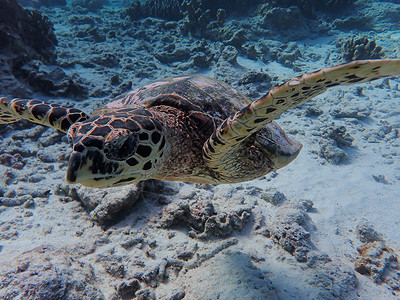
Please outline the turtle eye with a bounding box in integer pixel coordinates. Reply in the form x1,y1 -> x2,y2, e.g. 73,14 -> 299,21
104,134 -> 137,161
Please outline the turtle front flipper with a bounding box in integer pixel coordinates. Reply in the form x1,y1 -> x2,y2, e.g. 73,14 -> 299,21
0,97 -> 88,133
204,59 -> 400,181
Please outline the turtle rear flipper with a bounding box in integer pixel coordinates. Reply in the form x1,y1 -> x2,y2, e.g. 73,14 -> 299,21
204,59 -> 400,180
0,97 -> 88,133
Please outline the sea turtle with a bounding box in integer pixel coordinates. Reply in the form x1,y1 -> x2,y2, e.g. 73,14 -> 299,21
1,59 -> 399,188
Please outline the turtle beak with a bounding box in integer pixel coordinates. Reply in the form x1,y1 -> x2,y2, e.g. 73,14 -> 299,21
66,151 -> 83,183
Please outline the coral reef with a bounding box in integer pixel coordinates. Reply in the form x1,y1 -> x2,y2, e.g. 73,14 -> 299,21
160,200 -> 251,239
324,125 -> 354,148
18,0 -> 67,8
333,14 -> 374,31
340,37 -> 385,62
155,47 -> 191,64
319,125 -> 354,164
125,0 -> 261,21
210,0 -> 263,12
1,2 -> 102,94
237,70 -> 273,99
123,0 -> 142,20
355,241 -> 399,289
180,1 -> 224,37
53,180 -> 178,225
261,42 -> 303,70
22,11 -> 57,61
257,5 -> 322,41
271,0 -> 356,17
16,65 -> 89,97
124,0 -> 183,21
142,0 -> 182,20
220,45 -> 238,64
0,0 -> 57,63
362,119 -> 395,144
319,141 -> 348,164
124,0 -> 261,42
55,182 -> 144,225
259,199 -> 360,298
260,6 -> 306,31
305,262 -> 358,299
354,221 -> 400,292
0,0 -> 91,97
0,245 -> 104,299
262,201 -> 316,262
0,153 -> 25,170
330,106 -> 371,120
71,0 -> 107,12
356,221 -> 383,243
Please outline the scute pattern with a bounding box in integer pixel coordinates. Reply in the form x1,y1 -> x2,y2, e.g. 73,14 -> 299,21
107,75 -> 250,120
66,107 -> 167,186
0,97 -> 88,132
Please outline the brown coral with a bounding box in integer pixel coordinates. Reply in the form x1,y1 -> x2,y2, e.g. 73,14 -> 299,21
262,202 -> 316,262
341,37 -> 385,62
159,200 -> 251,239
0,245 -> 104,299
355,241 -> 400,291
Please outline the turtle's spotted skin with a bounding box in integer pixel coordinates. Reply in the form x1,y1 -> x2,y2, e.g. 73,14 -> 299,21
0,59 -> 399,188
0,98 -> 88,132
66,105 -> 167,186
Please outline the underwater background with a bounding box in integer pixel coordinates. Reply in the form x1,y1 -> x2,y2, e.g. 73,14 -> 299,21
0,0 -> 400,299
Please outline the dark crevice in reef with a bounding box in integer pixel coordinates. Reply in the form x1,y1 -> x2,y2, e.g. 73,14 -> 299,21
0,0 -> 87,98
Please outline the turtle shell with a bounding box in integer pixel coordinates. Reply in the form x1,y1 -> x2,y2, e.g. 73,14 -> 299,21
106,75 -> 250,124
95,75 -> 301,183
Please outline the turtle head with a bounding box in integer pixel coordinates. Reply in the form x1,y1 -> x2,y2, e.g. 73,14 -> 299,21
66,109 -> 167,187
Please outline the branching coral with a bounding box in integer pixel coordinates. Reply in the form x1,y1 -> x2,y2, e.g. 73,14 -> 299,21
22,10 -> 58,63
340,37 -> 385,62
125,0 -> 262,21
